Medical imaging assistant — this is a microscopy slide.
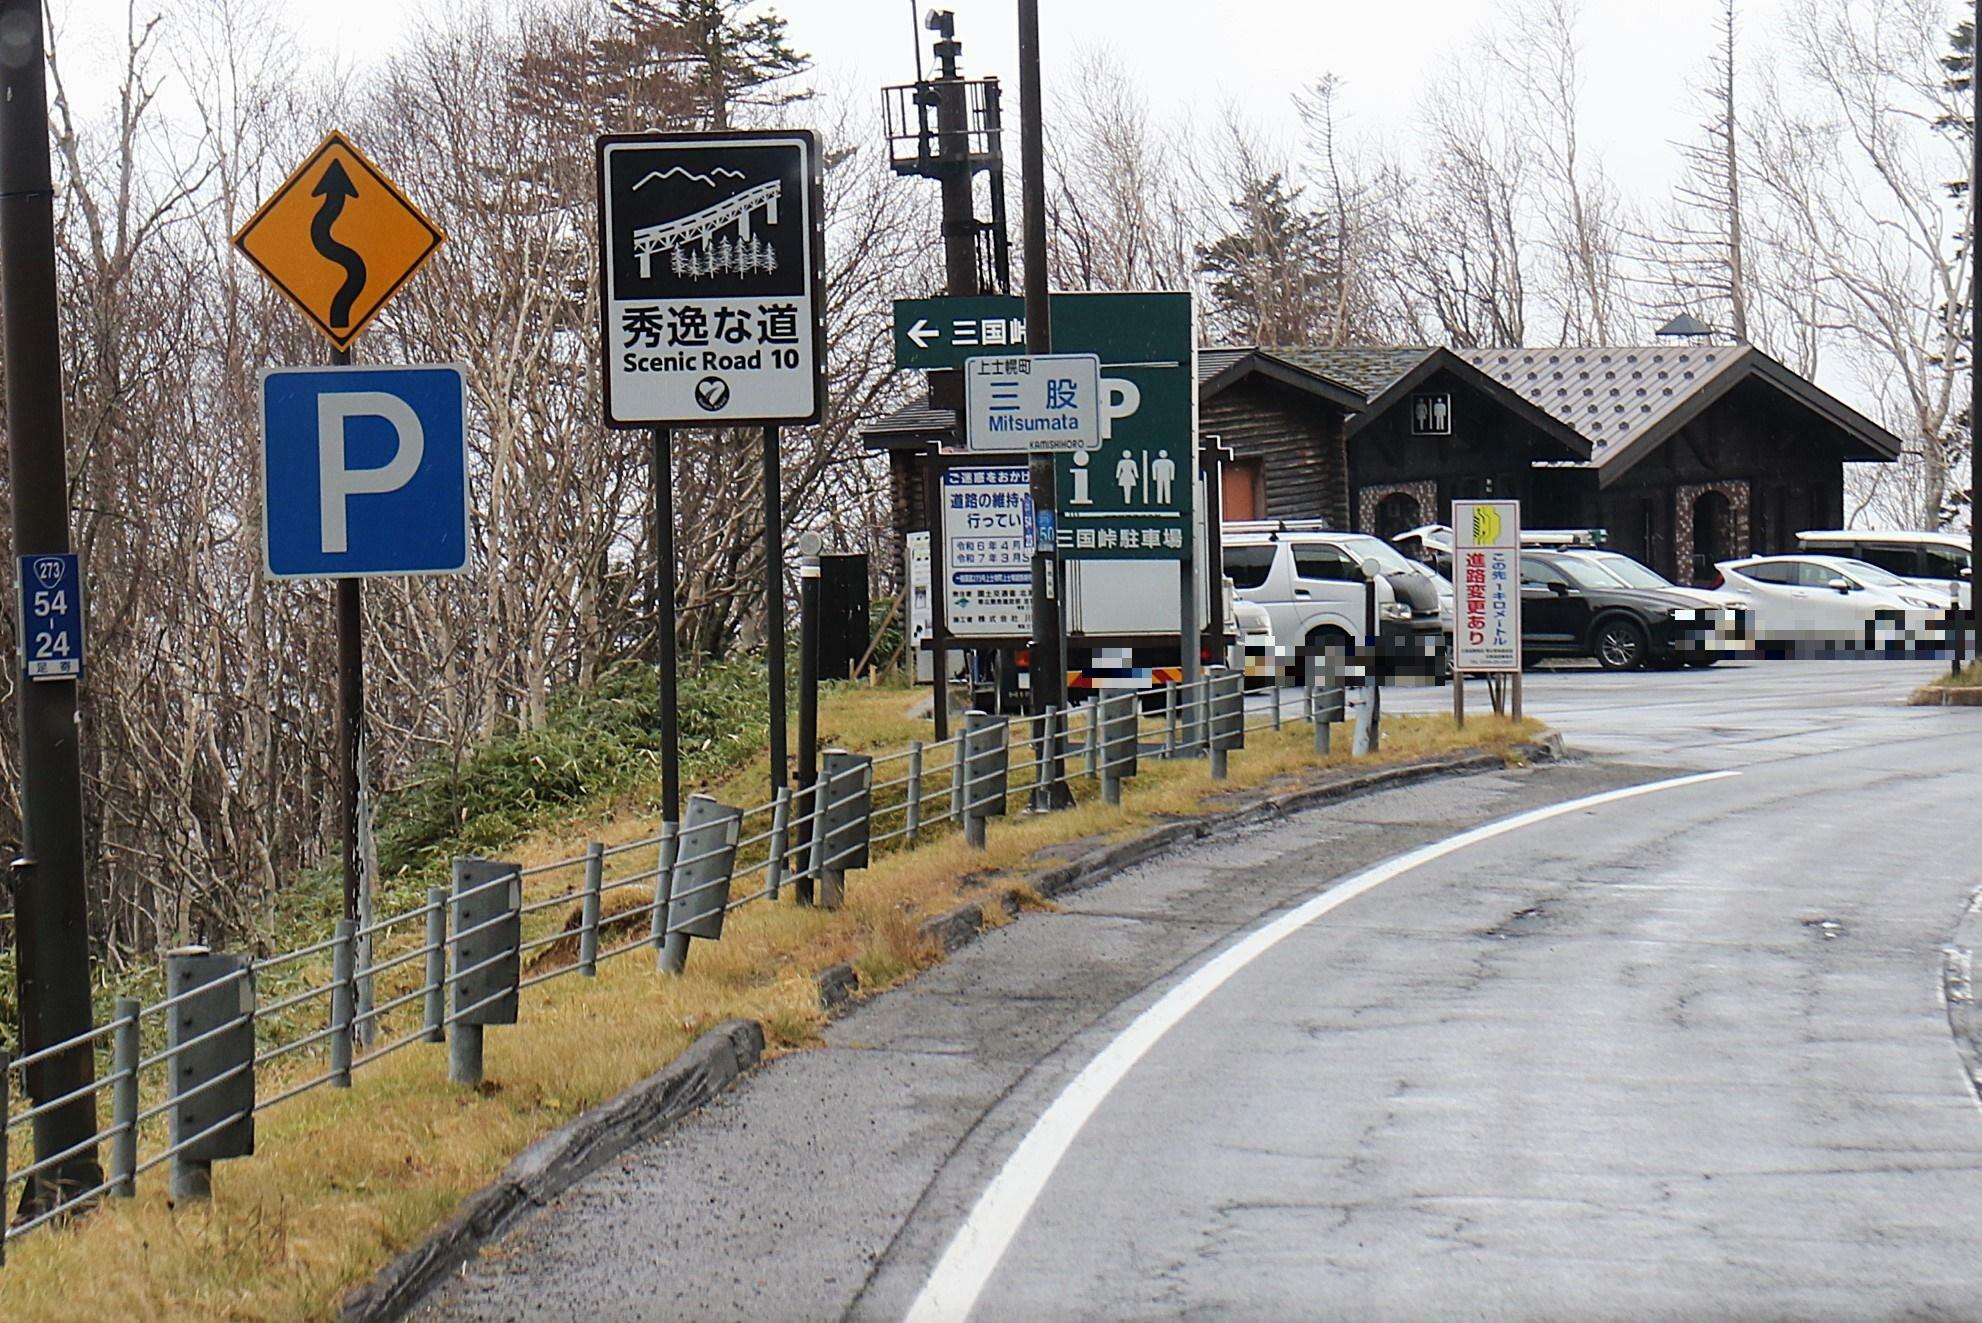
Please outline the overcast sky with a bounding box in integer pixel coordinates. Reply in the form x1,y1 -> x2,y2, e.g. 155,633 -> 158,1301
50,0 -> 1797,202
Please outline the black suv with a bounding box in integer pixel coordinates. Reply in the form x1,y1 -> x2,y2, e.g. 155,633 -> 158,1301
1519,550 -> 1715,670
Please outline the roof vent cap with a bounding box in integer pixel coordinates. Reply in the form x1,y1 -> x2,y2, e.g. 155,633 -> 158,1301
1656,313 -> 1715,341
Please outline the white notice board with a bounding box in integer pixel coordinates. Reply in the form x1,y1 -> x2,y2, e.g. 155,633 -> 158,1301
1452,500 -> 1521,672
940,465 -> 1033,637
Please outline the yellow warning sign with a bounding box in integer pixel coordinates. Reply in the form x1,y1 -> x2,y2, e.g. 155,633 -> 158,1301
232,130 -> 445,351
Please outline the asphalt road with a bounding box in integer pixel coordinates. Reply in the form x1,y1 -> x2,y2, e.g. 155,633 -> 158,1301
417,658 -> 1982,1322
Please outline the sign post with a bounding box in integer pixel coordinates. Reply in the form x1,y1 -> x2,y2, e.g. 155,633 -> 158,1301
0,0 -> 101,1208
1451,500 -> 1523,723
594,129 -> 826,868
234,130 -> 448,1045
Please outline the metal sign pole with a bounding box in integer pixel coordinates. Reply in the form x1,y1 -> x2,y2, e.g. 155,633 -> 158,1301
765,425 -> 789,794
0,0 -> 101,1211
1018,0 -> 1072,809
926,452 -> 951,743
653,426 -> 681,827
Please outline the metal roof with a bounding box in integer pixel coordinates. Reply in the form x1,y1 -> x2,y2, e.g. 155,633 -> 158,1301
1456,344 -> 1903,480
1271,347 -> 1436,399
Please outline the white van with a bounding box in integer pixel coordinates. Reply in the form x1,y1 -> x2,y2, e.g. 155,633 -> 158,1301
1222,522 -> 1448,680
1794,530 -> 1969,608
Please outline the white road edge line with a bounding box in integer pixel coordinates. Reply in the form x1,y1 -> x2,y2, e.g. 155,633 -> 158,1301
902,768 -> 1742,1323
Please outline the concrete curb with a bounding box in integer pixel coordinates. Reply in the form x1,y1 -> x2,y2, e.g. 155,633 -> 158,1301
347,736 -> 1557,1319
340,1019 -> 765,1323
1942,886 -> 1982,1107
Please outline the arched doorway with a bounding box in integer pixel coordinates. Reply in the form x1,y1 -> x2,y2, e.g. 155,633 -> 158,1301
1691,489 -> 1732,584
1373,491 -> 1423,541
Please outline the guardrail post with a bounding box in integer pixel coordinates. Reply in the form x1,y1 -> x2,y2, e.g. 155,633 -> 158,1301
579,844 -> 603,978
1100,691 -> 1139,805
766,788 -> 792,902
1082,702 -> 1099,778
450,859 -> 522,1087
1208,667 -> 1244,780
1033,707 -> 1054,803
905,742 -> 923,844
817,751 -> 874,910
664,795 -> 744,972
110,997 -> 139,1197
165,949 -> 255,1203
961,711 -> 1007,850
330,922 -> 355,1088
658,822 -> 688,974
1352,677 -> 1374,756
423,889 -> 447,1042
949,733 -> 966,824
1270,673 -> 1282,731
1163,682 -> 1179,758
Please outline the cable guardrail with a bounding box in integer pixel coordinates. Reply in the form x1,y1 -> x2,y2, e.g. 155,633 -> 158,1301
0,658 -> 1366,1248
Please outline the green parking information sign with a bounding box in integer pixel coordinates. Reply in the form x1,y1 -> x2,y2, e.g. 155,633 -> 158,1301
891,291 -> 1195,561
1049,293 -> 1193,561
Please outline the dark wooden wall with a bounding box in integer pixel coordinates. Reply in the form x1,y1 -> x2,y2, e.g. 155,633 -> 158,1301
1347,369 -> 1594,530
1202,378 -> 1350,528
1600,377 -> 1849,581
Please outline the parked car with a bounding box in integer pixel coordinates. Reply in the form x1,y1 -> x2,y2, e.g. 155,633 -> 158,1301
1558,548 -> 1750,657
1713,554 -> 1946,649
1517,549 -> 1719,670
1794,530 -> 1970,610
1223,521 -> 1447,681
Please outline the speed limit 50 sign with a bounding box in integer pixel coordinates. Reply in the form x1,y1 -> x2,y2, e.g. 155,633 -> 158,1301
18,553 -> 82,682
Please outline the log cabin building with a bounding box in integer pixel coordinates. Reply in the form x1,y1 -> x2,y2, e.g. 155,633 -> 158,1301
1280,341 -> 1904,584
862,335 -> 1904,593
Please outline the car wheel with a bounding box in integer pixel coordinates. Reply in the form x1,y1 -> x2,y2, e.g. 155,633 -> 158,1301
1592,618 -> 1648,671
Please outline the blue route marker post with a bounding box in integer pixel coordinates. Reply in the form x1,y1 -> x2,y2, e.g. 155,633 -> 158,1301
17,552 -> 82,682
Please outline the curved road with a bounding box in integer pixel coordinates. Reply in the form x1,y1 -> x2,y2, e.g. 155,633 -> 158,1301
420,659 -> 1982,1322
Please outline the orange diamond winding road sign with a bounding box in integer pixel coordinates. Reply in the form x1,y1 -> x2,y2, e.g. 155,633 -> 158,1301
232,130 -> 445,351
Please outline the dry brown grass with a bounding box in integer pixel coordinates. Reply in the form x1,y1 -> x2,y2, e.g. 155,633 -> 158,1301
0,698 -> 1538,1322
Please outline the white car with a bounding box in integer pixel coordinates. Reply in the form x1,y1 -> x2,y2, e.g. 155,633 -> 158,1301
1714,554 -> 1946,649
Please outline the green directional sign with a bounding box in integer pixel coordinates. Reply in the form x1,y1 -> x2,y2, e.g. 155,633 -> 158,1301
894,291 -> 1196,561
893,296 -> 1027,371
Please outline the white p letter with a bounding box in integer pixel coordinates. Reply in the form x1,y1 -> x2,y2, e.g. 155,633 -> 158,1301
1101,377 -> 1141,441
317,392 -> 425,555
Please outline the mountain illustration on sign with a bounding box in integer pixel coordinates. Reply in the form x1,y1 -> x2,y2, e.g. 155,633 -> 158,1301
310,160 -> 367,329
631,166 -> 783,281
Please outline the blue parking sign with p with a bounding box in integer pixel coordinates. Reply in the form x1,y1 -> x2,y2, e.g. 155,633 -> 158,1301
261,364 -> 469,579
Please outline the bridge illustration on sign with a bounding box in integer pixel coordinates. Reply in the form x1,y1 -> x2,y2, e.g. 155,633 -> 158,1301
632,176 -> 784,281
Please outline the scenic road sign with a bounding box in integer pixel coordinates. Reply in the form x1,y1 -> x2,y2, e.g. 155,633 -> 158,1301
963,353 -> 1101,453
597,130 -> 826,428
17,553 -> 82,682
1453,499 -> 1521,671
260,364 -> 470,579
232,130 -> 446,351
